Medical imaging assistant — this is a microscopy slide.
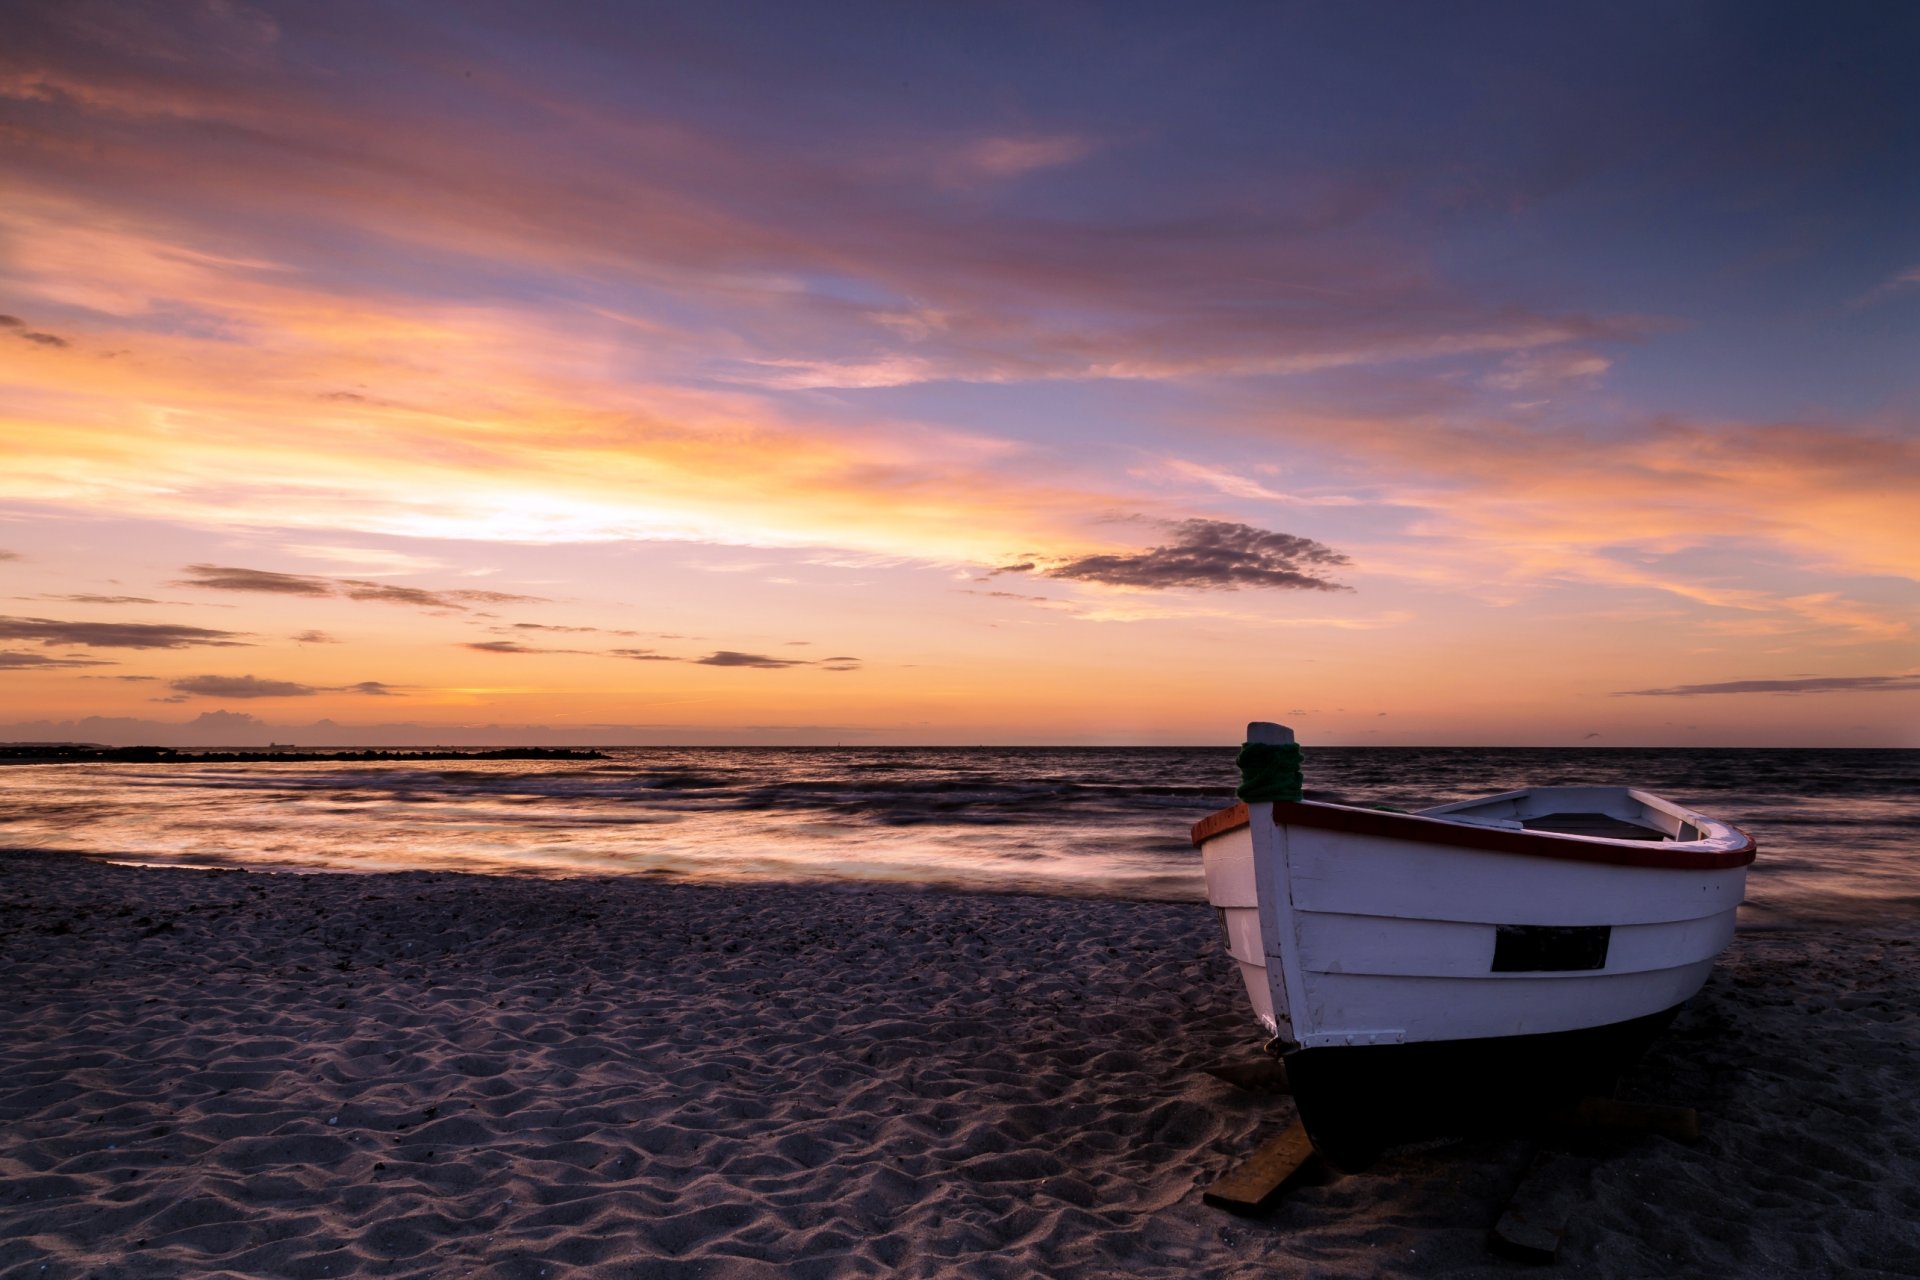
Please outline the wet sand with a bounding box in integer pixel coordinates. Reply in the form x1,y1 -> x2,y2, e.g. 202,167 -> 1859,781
1,850 -> 1916,1278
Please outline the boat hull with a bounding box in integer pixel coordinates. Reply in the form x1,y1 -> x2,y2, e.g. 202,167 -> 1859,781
1194,788 -> 1753,1166
1283,1002 -> 1685,1172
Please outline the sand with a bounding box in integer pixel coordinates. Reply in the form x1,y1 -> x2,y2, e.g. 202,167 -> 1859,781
1,851 -> 1916,1278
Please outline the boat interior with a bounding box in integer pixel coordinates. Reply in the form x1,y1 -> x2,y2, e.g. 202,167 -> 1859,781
1418,786 -> 1705,844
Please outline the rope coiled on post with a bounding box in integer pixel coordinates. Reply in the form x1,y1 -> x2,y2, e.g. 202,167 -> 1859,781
1234,741 -> 1303,803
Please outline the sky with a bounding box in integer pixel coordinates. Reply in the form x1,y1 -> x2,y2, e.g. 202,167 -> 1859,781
1,0 -> 1916,747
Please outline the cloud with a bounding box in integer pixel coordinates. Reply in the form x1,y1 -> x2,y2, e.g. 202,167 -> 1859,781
1483,348 -> 1611,392
694,651 -> 807,668
1856,265 -> 1920,307
167,674 -> 401,698
959,589 -> 1058,605
0,549 -> 18,560
598,647 -> 861,669
0,314 -> 68,346
0,650 -> 115,669
0,8 -> 1641,415
292,629 -> 338,643
38,594 -> 161,605
953,134 -> 1095,182
1010,519 -> 1351,591
1246,411 -> 1920,628
179,565 -> 333,595
169,674 -> 318,698
339,581 -> 544,608
0,615 -> 248,648
1155,459 -> 1363,506
462,640 -> 588,655
178,564 -> 546,611
1617,674 -> 1920,697
508,622 -> 599,633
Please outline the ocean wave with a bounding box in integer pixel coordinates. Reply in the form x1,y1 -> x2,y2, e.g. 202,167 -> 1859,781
0,746 -> 1912,916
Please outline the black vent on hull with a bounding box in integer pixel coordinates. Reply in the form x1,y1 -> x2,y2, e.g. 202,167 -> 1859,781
1492,924 -> 1611,972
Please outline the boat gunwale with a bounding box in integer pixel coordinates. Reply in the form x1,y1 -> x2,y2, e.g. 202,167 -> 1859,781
1190,798 -> 1756,870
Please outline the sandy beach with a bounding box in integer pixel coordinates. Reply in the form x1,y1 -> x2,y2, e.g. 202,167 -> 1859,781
2,851 -> 1916,1278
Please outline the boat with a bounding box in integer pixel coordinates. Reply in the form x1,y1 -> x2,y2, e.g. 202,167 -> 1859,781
1193,721 -> 1755,1170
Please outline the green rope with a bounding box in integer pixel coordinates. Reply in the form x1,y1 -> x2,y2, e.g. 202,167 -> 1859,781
1235,741 -> 1303,803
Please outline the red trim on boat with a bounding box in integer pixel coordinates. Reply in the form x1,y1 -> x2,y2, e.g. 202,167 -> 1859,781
1190,802 -> 1252,846
1190,800 -> 1756,870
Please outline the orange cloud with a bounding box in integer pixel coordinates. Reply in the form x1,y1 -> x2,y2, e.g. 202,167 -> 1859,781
1246,408 -> 1919,641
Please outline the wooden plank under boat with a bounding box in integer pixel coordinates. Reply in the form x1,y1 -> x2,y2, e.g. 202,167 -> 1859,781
1194,722 -> 1755,1170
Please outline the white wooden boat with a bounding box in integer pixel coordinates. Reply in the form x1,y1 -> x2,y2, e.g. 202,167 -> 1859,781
1194,722 -> 1755,1168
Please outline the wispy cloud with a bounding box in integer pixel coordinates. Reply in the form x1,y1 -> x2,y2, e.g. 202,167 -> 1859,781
0,650 -> 115,669
36,594 -> 162,605
1155,460 -> 1365,506
1855,265 -> 1920,308
1253,410 -> 1920,631
1482,348 -> 1611,393
167,674 -> 400,699
178,565 -> 546,611
1617,674 -> 1920,697
0,615 -> 248,649
177,566 -> 333,596
169,675 -> 319,699
694,651 -> 808,668
943,134 -> 1097,184
0,313 -> 69,347
462,640 -> 587,655
597,647 -> 864,670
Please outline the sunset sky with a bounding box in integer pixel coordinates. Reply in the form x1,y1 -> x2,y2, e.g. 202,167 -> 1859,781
2,1 -> 1916,746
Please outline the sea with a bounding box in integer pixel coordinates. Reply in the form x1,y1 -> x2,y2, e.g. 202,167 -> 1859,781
2,747 -> 1915,923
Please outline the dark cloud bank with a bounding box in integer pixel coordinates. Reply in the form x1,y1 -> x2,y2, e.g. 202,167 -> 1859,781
1006,520 -> 1350,592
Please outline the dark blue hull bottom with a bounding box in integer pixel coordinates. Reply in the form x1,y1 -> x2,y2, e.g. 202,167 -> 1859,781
1282,1003 -> 1686,1172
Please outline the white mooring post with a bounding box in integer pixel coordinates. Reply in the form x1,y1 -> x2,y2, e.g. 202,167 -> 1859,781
1240,718 -> 1306,1054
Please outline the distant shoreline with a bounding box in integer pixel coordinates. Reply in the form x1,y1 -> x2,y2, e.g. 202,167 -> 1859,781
0,746 -> 608,765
